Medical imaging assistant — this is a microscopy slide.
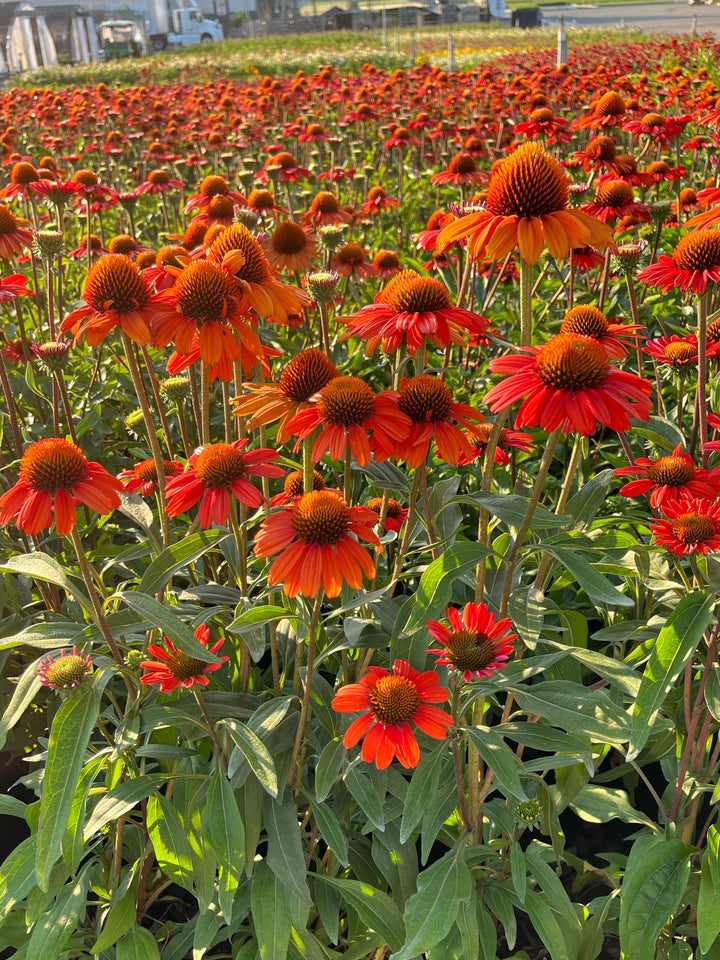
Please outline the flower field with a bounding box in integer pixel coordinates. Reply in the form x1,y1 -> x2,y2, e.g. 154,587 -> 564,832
3,32 -> 720,960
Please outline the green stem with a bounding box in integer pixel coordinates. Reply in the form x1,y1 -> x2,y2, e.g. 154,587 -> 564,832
518,258 -> 534,347
697,292 -> 710,468
533,433 -> 583,591
286,593 -> 323,790
193,688 -> 227,772
303,435 -> 315,494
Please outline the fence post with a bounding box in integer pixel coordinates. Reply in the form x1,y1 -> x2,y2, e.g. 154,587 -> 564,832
448,34 -> 455,72
557,14 -> 567,68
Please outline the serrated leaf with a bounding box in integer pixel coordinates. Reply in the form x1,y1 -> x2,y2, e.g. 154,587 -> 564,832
116,591 -> 221,663
569,785 -> 657,830
36,686 -> 99,891
1,553 -> 92,611
628,592 -> 715,761
506,681 -> 629,745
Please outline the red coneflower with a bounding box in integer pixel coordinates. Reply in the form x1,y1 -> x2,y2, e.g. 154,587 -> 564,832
582,180 -> 649,225
164,440 -> 283,528
372,249 -> 402,279
60,254 -> 156,346
638,230 -> 720,295
254,489 -> 380,597
643,334 -> 720,369
136,169 -> 184,195
514,108 -> 571,143
0,203 -> 32,259
485,333 -> 652,435
436,142 -> 612,265
331,658 -> 452,770
569,135 -> 618,172
259,151 -> 310,183
396,375 -> 485,467
0,438 -> 123,535
286,375 -> 411,467
431,153 -> 486,187
623,112 -> 685,143
384,127 -> 419,150
649,498 -> 720,556
426,602 -> 516,681
233,347 -> 339,441
359,185 -> 399,218
559,304 -> 642,359
574,91 -> 627,130
365,496 -> 408,533
263,221 -> 318,273
331,241 -> 378,278
184,174 -> 245,214
343,270 -> 488,356
457,421 -> 535,466
269,468 -> 326,506
615,445 -> 720,508
643,161 -> 685,183
247,188 -> 286,219
119,458 -> 184,497
301,191 -> 353,228
140,624 -> 229,693
0,273 -> 30,301
0,161 -> 39,200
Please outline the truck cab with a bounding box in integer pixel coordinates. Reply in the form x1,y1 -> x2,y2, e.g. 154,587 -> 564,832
168,6 -> 223,45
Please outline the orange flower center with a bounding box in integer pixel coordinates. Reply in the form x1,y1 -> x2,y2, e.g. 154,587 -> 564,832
307,123 -> 324,136
335,242 -> 366,266
108,234 -> 138,255
671,513 -> 717,545
595,180 -> 634,207
680,188 -> 697,206
248,189 -> 275,211
279,348 -> 338,401
367,496 -> 402,518
530,108 -> 554,123
148,170 -> 170,185
594,92 -> 626,117
647,455 -> 695,486
465,136 -> 483,151
447,153 -> 477,175
208,224 -> 270,285
367,675 -> 419,725
284,469 -> 324,497
194,444 -> 246,487
707,318 -> 720,344
291,490 -> 350,545
44,655 -> 88,687
71,169 -> 98,186
672,231 -> 720,272
373,249 -> 400,270
268,152 -> 297,170
646,161 -> 670,176
535,334 -> 610,391
381,270 -> 452,313
367,186 -> 387,202
641,113 -> 664,129
165,650 -> 211,680
21,438 -> 89,491
208,196 -> 235,219
485,142 -> 568,219
0,204 -> 20,234
399,375 -> 454,423
156,244 -> 188,267
663,341 -> 698,364
318,376 -> 375,426
585,136 -> 617,162
200,175 -> 229,197
392,127 -> 411,140
272,221 -> 309,255
10,161 -> 38,184
84,255 -> 151,314
442,628 -> 496,671
310,191 -> 340,214
560,305 -> 609,339
134,459 -> 176,482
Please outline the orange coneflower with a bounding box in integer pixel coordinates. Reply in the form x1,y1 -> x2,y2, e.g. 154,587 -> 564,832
136,169 -> 184,195
141,624 -> 229,692
269,468 -> 326,506
331,658 -> 452,770
331,241 -> 378,278
638,230 -> 720,295
427,602 -> 516,682
0,161 -> 39,200
0,203 -> 32,259
436,142 -> 612,266
650,499 -> 720,556
263,221 -> 318,273
247,188 -> 286,219
574,90 -> 627,130
559,304 -> 642,359
107,234 -> 150,259
457,422 -> 535,466
616,445 -> 720,508
359,186 -> 399,218
372,249 -> 402,279
233,347 -> 339,440
431,153 -> 486,187
582,180 -> 649,225
254,489 -> 380,597
184,174 -> 245,215
301,191 -> 353,228
395,375 -> 484,467
60,254 -> 156,346
119,458 -> 184,497
0,438 -> 123,535
365,496 -> 408,533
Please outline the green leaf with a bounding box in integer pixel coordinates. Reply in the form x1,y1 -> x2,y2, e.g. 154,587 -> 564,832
0,835 -> 37,922
523,888 -> 570,960
1,553 -> 92,612
508,587 -> 545,646
263,794 -> 312,907
26,862 -> 91,960
391,843 -> 472,960
116,924 -> 162,960
463,491 -> 572,530
204,770 -> 245,923
92,860 -> 142,953
227,605 -> 292,630
402,542 -> 493,635
138,529 -> 229,595
222,718 -> 278,797
314,738 -> 345,803
0,795 -> 26,818
400,741 -> 446,843
84,773 -> 173,840
36,686 -> 99,891
315,876 -> 404,952
699,851 -> 720,954
619,837 -> 693,960
0,654 -> 45,750
309,798 -> 348,866
344,764 -> 385,831
506,681 -> 629,745
146,793 -> 196,895
497,721 -> 593,774
463,726 -> 527,801
628,591 -> 715,761
569,785 -> 657,830
563,469 -> 614,529
541,545 -> 634,607
630,415 -> 686,453
510,842 -> 526,904
251,860 -> 293,960
116,591 -> 221,663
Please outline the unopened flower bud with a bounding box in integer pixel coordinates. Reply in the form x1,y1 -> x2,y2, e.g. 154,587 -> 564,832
125,408 -> 146,438
515,798 -> 543,826
32,339 -> 71,372
305,271 -> 340,304
32,229 -> 64,259
611,239 -> 647,274
160,375 -> 190,404
317,224 -> 346,254
648,201 -> 671,225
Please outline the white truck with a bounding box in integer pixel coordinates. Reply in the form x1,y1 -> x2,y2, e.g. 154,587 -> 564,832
143,0 -> 223,49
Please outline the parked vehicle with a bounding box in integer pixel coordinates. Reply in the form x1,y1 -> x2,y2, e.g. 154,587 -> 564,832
97,18 -> 148,58
143,0 -> 223,50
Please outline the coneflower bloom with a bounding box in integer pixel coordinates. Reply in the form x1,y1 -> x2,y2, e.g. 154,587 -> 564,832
0,273 -> 30,301
263,221 -> 318,272
415,210 -> 455,251
331,241 -> 378,278
298,123 -> 331,144
643,334 -> 720,369
0,161 -> 39,200
359,186 -> 399,218
436,142 -> 612,265
426,602 -> 516,681
331,658 -> 452,770
643,161 -> 685,183
152,259 -> 263,368
457,422 -> 535,466
184,174 -> 245,214
513,108 -> 571,143
37,646 -> 92,690
365,496 -> 408,533
269,468 -> 326,506
485,333 -> 652,435
574,91 -> 627,130
286,375 -> 411,466
649,499 -> 720,556
431,153 -> 486,187
582,180 -> 649,225
233,347 -> 339,441
638,230 -> 720,295
615,445 -> 720,508
119,459 -> 184,496
0,438 -> 123,535
301,191 -> 353,228
247,188 -> 286,219
135,169 -> 184,196
396,375 -> 485,467
623,112 -> 685,143
67,234 -> 108,260
254,489 -> 380,597
343,270 -> 488,356
164,440 -> 283,527
384,127 -> 419,150
568,135 -> 617,172
259,151 -> 310,183
372,249 -> 402,279
140,624 -> 228,693
60,254 -> 157,346
206,223 -> 311,324
0,203 -> 32,259
559,304 -> 642,359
